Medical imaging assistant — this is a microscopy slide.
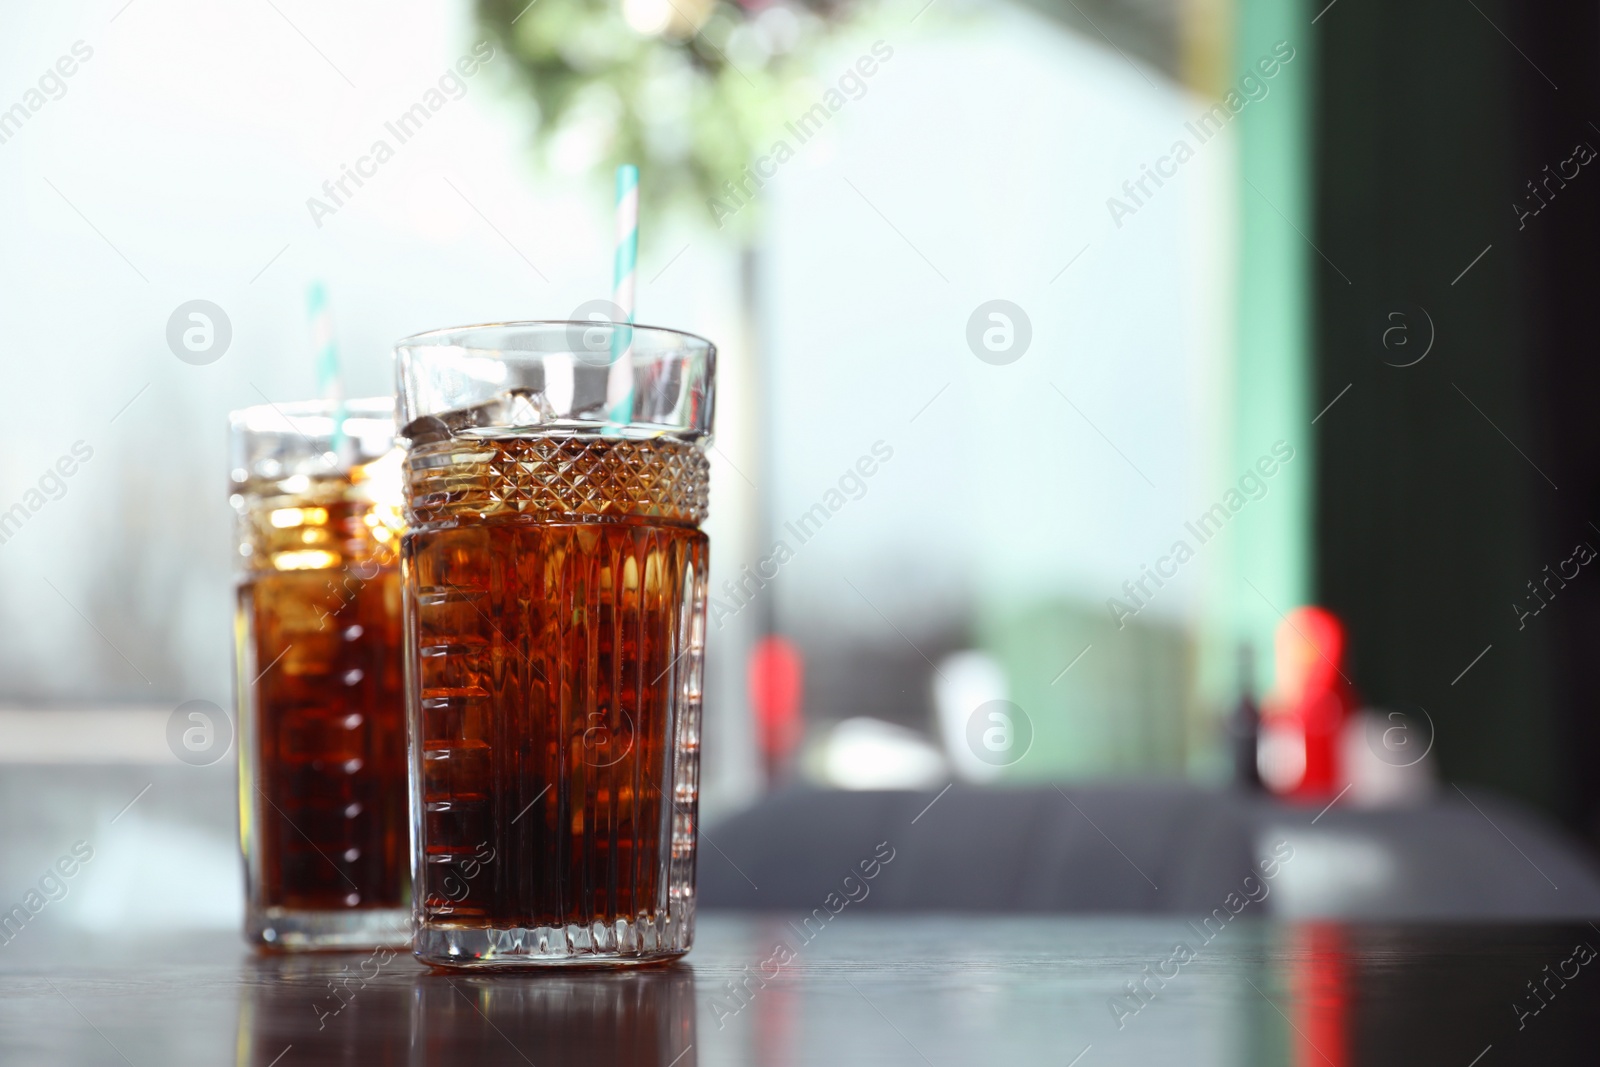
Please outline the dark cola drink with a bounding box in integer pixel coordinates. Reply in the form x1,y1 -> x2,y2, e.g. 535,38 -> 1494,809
395,321 -> 716,968
232,399 -> 410,950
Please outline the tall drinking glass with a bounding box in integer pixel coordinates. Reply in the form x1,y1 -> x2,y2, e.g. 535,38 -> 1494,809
232,398 -> 411,950
394,321 -> 715,968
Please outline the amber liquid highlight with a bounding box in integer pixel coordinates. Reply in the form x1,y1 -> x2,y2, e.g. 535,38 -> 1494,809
403,434 -> 708,942
240,493 -> 409,916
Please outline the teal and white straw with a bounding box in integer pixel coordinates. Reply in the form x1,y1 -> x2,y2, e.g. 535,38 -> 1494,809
607,164 -> 639,425
307,281 -> 345,455
613,163 -> 638,323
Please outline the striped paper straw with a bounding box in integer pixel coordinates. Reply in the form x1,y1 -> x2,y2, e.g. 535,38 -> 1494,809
307,281 -> 346,455
606,164 -> 639,425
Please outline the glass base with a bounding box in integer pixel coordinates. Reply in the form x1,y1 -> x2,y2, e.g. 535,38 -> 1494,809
248,906 -> 411,952
415,914 -> 693,970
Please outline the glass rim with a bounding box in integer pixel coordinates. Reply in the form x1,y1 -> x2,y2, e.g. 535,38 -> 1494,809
229,395 -> 395,432
393,319 -> 716,354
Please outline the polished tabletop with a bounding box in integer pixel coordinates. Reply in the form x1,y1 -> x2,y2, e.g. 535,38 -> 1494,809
1,915 -> 1594,1065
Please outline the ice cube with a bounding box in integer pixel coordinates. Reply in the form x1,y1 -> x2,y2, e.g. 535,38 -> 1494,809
402,388 -> 559,443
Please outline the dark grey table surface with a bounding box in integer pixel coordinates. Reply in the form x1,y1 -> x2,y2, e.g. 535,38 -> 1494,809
1,915 -> 1596,1066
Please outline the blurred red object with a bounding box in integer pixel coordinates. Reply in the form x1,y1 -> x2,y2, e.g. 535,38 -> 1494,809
1290,922 -> 1350,1067
1259,606 -> 1357,800
749,636 -> 804,784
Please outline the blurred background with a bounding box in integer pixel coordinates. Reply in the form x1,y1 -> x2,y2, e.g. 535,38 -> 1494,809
3,0 -> 1599,928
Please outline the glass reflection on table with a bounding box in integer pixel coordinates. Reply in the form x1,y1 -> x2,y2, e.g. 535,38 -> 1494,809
236,956 -> 696,1066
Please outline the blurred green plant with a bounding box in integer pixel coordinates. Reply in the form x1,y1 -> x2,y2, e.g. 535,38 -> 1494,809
477,0 -> 861,235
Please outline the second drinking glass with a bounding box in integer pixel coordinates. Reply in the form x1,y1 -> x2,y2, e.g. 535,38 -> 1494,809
232,398 -> 411,950
394,321 -> 715,968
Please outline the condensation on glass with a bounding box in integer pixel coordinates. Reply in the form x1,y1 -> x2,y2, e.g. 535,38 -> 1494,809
231,398 -> 411,950
394,321 -> 715,968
